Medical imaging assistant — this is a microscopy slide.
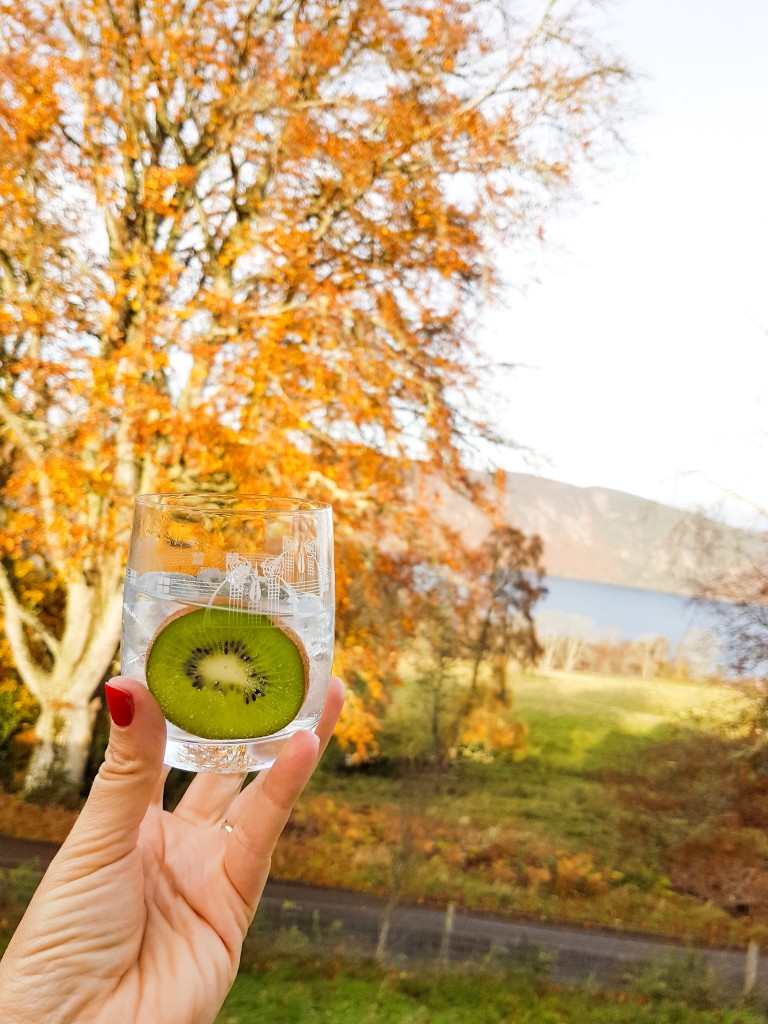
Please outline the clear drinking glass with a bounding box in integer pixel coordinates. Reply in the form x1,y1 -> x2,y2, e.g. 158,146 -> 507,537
120,494 -> 334,773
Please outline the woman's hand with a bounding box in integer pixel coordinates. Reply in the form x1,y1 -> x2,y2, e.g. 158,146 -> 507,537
0,675 -> 345,1024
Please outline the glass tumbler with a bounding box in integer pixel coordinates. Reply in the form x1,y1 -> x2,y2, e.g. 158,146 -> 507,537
121,494 -> 334,772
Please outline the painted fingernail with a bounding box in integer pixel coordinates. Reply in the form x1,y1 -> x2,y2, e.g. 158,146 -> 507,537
105,682 -> 135,728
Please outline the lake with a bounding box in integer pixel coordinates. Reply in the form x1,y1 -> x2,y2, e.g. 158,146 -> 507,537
534,576 -> 725,654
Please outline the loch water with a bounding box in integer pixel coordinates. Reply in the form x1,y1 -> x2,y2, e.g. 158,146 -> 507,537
534,576 -> 727,653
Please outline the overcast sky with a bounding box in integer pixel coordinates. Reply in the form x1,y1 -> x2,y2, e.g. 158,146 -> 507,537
482,0 -> 768,526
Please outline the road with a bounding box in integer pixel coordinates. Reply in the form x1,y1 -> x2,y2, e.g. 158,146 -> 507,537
2,834 -> 764,993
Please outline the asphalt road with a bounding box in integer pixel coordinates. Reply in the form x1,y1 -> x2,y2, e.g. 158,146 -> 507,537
2,834 -> 764,993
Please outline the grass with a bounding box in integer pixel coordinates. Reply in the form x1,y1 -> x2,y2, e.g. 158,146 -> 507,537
0,667 -> 764,947
2,670 -> 768,1019
265,668 -> 765,946
2,905 -> 762,1023
216,955 -> 766,1024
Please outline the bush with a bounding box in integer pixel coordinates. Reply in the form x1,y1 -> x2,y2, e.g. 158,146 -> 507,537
664,826 -> 768,916
624,950 -> 720,1010
0,860 -> 44,934
0,786 -> 77,842
0,679 -> 39,791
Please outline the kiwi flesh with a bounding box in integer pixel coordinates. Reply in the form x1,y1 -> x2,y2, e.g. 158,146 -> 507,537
145,607 -> 308,740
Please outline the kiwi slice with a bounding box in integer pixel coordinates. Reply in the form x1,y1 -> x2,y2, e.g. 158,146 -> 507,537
145,607 -> 308,740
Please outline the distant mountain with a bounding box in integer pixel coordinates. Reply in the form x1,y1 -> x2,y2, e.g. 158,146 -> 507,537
429,471 -> 768,597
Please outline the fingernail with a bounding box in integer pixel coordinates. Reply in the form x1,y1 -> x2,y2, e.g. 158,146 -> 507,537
105,682 -> 135,728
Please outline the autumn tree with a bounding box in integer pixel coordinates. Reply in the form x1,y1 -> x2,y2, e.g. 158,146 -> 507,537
399,522 -> 544,763
409,566 -> 464,763
0,0 -> 628,789
696,566 -> 768,681
465,525 -> 546,703
446,525 -> 545,758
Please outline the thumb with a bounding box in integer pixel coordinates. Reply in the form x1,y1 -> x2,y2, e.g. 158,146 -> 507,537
67,677 -> 167,862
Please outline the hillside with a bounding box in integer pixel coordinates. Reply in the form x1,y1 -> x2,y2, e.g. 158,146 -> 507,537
429,471 -> 768,597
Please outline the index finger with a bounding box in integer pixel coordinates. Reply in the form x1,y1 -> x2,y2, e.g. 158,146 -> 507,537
222,676 -> 345,912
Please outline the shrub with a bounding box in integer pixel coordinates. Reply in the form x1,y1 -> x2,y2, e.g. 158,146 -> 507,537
664,826 -> 768,916
0,860 -> 44,934
624,950 -> 720,1010
0,679 -> 39,791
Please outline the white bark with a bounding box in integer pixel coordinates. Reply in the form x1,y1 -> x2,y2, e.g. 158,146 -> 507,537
1,349 -> 142,794
64,587 -> 125,706
23,698 -> 102,793
9,574 -> 125,792
21,583 -> 123,791
0,564 -> 50,696
538,637 -> 559,672
562,634 -> 585,673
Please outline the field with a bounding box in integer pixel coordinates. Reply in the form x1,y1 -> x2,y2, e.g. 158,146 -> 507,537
1,668 -> 766,951
268,670 -> 766,947
214,955 -> 764,1024
0,918 -> 761,1024
3,668 -> 768,1019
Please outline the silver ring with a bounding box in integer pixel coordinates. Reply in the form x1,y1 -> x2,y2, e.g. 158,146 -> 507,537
222,821 -> 234,834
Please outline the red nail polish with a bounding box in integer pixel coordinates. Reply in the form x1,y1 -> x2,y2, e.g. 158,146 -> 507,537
105,683 -> 135,727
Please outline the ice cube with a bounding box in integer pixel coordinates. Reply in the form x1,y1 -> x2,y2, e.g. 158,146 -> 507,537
198,568 -> 225,585
295,608 -> 332,658
294,592 -> 323,615
122,600 -> 157,646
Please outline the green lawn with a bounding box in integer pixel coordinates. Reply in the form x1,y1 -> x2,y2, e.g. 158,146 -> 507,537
216,957 -> 764,1024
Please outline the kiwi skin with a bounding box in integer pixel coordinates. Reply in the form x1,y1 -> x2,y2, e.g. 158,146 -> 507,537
145,606 -> 309,740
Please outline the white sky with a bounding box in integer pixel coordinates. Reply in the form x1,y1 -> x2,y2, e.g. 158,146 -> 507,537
482,0 -> 768,526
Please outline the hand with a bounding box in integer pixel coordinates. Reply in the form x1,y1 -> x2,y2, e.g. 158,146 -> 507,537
0,675 -> 345,1024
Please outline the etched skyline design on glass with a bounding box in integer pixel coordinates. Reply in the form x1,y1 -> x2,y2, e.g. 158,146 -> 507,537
126,536 -> 331,615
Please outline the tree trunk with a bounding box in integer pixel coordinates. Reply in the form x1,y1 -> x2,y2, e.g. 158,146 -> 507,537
493,649 -> 511,705
431,662 -> 445,764
562,635 -> 584,673
17,583 -> 124,793
24,697 -> 102,793
539,638 -> 559,672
